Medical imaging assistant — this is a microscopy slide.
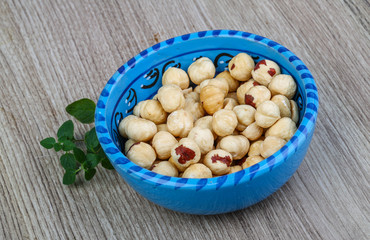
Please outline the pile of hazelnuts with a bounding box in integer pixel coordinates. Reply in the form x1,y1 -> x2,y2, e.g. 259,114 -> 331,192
119,53 -> 299,178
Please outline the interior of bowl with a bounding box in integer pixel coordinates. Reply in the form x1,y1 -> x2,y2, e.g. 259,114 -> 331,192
95,30 -> 318,189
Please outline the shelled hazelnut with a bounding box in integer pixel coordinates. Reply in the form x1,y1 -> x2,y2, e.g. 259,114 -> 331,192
182,163 -> 213,178
233,105 -> 256,127
216,70 -> 240,92
265,117 -> 297,141
187,57 -> 216,85
126,142 -> 156,169
228,53 -> 255,81
251,59 -> 281,86
170,138 -> 201,171
261,136 -> 287,158
248,140 -> 264,157
223,98 -> 238,110
133,99 -> 167,124
217,135 -> 250,160
199,78 -> 229,97
157,84 -> 185,113
290,100 -> 299,123
242,122 -> 263,141
236,79 -> 260,104
203,149 -> 233,175
124,117 -> 157,142
212,109 -> 238,137
255,100 -> 281,128
162,67 -> 190,90
152,131 -> 178,160
167,109 -> 193,138
268,74 -> 297,99
200,85 -> 224,115
151,161 -> 179,177
244,85 -> 271,108
188,126 -> 214,155
271,95 -> 291,118
241,155 -> 264,169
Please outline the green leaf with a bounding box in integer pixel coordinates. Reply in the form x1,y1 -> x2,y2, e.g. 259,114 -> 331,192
63,170 -> 76,185
60,153 -> 77,170
101,157 -> 114,170
84,168 -> 96,181
58,136 -> 69,143
40,137 -> 56,149
62,140 -> 76,151
83,153 -> 100,169
85,127 -> 99,152
54,143 -> 62,152
57,120 -> 74,141
66,98 -> 96,124
73,147 -> 86,163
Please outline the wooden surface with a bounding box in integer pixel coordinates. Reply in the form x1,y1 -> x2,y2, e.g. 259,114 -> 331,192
1,0 -> 369,239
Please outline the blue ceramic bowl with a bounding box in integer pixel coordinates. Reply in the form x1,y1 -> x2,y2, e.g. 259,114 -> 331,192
95,30 -> 319,215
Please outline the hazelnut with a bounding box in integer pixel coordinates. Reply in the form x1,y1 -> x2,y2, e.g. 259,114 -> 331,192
216,70 -> 240,92
118,115 -> 139,138
248,140 -> 263,156
226,92 -> 238,102
212,109 -> 238,137
188,126 -> 214,155
124,139 -> 137,154
228,53 -> 255,81
261,136 -> 286,158
271,95 -> 291,118
236,79 -> 260,105
241,122 -> 263,141
194,116 -> 217,139
244,85 -> 271,108
290,100 -> 299,124
156,123 -> 168,132
162,67 -> 190,90
217,135 -> 250,160
182,87 -> 193,95
265,117 -> 297,141
199,78 -> 229,97
236,122 -> 247,132
152,131 -> 178,159
251,59 -> 281,86
184,91 -> 200,102
183,97 -> 205,122
229,165 -> 243,174
126,142 -> 156,169
125,117 -> 157,142
182,163 -> 212,178
241,156 -> 264,169
170,138 -> 201,171
268,74 -> 297,99
151,161 -> 179,177
187,57 -> 216,85
157,84 -> 185,113
233,105 -> 256,127
223,98 -> 238,110
133,99 -> 167,124
255,100 -> 281,128
167,109 -> 193,137
203,149 -> 233,175
194,85 -> 201,94
200,85 -> 224,115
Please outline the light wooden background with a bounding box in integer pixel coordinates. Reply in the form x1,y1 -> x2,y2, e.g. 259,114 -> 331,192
1,0 -> 369,239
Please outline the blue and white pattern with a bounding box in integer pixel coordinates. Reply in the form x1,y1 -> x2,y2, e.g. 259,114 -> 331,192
95,30 -> 318,214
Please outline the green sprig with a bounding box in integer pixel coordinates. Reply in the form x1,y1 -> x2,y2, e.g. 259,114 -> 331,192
40,98 -> 113,185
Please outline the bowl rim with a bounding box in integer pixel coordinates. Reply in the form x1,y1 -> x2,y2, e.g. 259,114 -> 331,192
95,29 -> 319,191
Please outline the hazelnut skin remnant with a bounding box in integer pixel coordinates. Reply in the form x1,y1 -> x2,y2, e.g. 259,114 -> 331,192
228,53 -> 255,81
170,138 -> 201,172
236,79 -> 260,105
203,149 -> 233,175
251,59 -> 281,86
187,57 -> 216,85
244,85 -> 272,108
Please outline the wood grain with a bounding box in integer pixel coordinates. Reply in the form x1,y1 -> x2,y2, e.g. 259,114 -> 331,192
1,0 -> 369,239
